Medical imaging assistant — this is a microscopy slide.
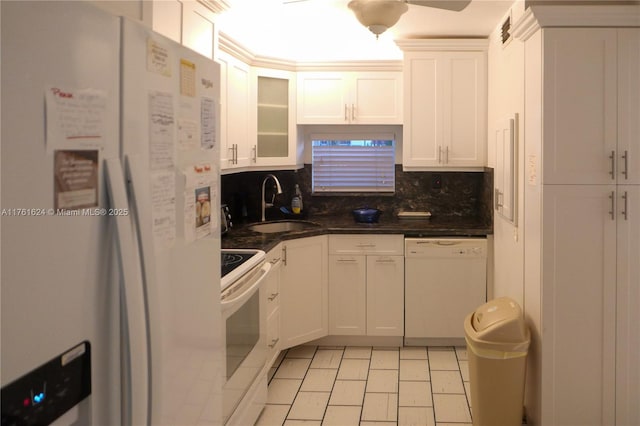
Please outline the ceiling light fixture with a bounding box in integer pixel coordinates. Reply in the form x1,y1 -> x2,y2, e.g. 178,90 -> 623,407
347,0 -> 409,39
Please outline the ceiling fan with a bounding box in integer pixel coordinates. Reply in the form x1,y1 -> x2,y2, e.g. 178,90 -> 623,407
283,0 -> 472,38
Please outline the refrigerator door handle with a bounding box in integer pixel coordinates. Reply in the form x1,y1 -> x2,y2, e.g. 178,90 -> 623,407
104,157 -> 150,426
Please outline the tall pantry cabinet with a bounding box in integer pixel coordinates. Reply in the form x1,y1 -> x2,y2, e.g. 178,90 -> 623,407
513,6 -> 639,426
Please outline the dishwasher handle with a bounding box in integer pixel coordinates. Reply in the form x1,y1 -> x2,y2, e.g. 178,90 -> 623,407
415,240 -> 459,246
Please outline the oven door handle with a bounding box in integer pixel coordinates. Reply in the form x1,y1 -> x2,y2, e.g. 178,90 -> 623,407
221,262 -> 271,314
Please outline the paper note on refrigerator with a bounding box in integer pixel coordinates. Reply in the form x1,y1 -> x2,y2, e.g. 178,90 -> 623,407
53,149 -> 99,210
147,38 -> 172,77
201,97 -> 216,150
177,118 -> 199,151
45,87 -> 107,153
183,164 -> 217,243
149,91 -> 175,171
150,171 -> 176,249
180,59 -> 196,97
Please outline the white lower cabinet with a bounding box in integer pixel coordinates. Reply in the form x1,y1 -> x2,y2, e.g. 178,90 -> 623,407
328,255 -> 366,335
280,235 -> 328,350
541,185 -> 617,426
366,255 -> 404,336
615,185 -> 640,425
328,235 -> 404,337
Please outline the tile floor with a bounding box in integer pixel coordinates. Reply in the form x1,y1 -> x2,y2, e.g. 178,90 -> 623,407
256,345 -> 472,426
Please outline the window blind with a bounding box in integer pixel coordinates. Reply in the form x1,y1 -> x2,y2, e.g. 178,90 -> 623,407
312,139 -> 395,193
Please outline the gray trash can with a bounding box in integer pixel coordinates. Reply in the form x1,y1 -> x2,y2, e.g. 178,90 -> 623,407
464,297 -> 530,426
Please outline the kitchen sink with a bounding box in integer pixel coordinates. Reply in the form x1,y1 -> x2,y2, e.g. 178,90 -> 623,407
247,220 -> 321,234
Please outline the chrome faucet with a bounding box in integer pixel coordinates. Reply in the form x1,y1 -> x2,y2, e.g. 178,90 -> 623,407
261,174 -> 283,221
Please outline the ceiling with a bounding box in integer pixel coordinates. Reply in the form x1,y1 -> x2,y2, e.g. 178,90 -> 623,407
217,0 -> 515,62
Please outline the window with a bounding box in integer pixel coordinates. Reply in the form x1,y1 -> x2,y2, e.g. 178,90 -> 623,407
311,135 -> 395,194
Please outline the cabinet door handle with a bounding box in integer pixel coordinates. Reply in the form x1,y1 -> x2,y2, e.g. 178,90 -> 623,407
621,150 -> 629,180
344,104 -> 348,121
375,258 -> 396,264
235,144 -> 239,164
445,146 -> 449,164
336,258 -> 358,263
356,244 -> 376,248
228,146 -> 235,164
282,246 -> 287,266
609,191 -> 615,220
621,191 -> 628,221
351,103 -> 355,121
268,338 -> 280,348
252,145 -> 257,163
270,257 -> 281,266
495,188 -> 503,209
438,146 -> 442,164
609,150 -> 616,180
268,292 -> 279,301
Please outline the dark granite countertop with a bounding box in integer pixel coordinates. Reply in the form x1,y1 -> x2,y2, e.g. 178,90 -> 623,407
221,213 -> 492,253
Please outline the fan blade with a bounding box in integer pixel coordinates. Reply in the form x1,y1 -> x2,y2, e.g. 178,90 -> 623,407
406,0 -> 472,12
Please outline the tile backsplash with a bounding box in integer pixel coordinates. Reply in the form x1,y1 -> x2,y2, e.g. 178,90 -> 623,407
221,165 -> 493,226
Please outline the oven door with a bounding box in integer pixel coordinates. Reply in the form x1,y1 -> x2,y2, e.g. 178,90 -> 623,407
221,261 -> 271,424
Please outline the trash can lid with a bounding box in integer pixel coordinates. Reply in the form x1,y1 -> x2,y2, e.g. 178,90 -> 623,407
471,297 -> 528,343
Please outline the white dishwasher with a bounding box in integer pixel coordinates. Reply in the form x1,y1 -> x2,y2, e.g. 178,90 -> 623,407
404,238 -> 487,346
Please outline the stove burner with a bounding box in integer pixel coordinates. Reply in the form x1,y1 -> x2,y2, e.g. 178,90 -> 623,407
221,250 -> 261,279
222,253 -> 245,268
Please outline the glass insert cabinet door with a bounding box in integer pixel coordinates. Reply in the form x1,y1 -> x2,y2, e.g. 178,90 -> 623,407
257,76 -> 289,158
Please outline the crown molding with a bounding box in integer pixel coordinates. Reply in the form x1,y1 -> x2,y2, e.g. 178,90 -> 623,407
395,38 -> 489,52
218,32 -> 255,64
218,32 -> 402,71
197,0 -> 231,14
252,55 -> 298,72
513,4 -> 640,41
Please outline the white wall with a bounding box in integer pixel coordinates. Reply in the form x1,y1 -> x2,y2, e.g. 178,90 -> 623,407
486,1 -> 526,305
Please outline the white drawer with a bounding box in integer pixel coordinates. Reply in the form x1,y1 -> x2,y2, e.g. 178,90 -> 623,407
329,234 -> 404,255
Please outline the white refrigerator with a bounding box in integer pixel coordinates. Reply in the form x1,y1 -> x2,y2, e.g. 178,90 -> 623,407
1,2 -> 223,425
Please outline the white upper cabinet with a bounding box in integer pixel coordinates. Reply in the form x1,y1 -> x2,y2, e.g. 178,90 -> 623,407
149,0 -> 220,59
542,28 -> 640,185
181,1 -> 217,58
250,67 -> 301,169
398,40 -> 487,169
617,29 -> 640,185
217,52 -> 251,171
297,71 -> 403,125
542,29 -> 617,184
